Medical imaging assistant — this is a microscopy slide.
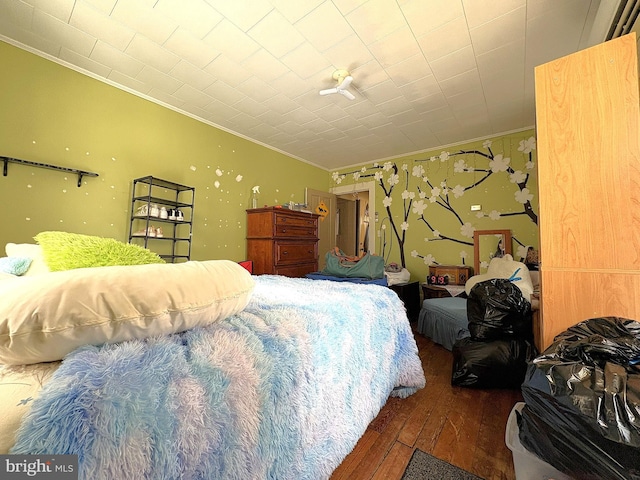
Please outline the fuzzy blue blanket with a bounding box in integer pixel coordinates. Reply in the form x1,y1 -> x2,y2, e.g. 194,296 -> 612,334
11,275 -> 425,479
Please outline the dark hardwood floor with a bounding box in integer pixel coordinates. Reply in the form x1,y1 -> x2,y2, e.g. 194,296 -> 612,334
330,328 -> 523,480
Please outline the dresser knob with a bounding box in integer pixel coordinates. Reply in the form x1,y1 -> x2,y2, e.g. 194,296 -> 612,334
282,251 -> 288,255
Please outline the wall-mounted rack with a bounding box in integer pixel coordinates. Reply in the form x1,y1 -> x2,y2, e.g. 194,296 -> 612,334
1,156 -> 99,187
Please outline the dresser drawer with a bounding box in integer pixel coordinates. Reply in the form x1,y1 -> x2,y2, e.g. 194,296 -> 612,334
275,213 -> 317,230
275,224 -> 316,237
275,241 -> 317,265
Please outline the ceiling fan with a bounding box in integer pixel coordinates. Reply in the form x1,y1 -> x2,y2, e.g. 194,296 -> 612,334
319,69 -> 356,100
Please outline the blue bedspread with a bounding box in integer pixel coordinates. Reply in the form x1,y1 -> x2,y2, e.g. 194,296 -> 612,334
11,275 -> 425,480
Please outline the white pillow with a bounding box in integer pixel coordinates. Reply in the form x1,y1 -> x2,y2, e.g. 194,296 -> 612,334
5,243 -> 50,276
0,260 -> 255,365
465,254 -> 534,301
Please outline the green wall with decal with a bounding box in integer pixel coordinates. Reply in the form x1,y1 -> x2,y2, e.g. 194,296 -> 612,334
331,131 -> 539,282
0,41 -> 329,261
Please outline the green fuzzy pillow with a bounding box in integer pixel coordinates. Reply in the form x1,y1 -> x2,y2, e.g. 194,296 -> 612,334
34,231 -> 165,271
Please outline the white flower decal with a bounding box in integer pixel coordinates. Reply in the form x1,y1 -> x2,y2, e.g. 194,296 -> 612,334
454,160 -> 467,173
431,187 -> 441,197
518,136 -> 536,154
401,221 -> 409,231
489,210 -> 501,220
412,165 -> 425,177
516,244 -> 529,259
383,162 -> 393,171
423,254 -> 436,265
383,196 -> 392,208
353,172 -> 360,181
388,174 -> 399,186
483,140 -> 492,149
411,250 -> 419,258
515,188 -> 534,204
489,154 -> 510,172
402,163 -> 408,171
476,211 -> 484,218
235,175 -> 243,182
460,251 -> 468,260
412,200 -> 427,215
439,151 -> 450,162
461,222 -> 475,238
510,170 -> 526,184
433,230 -> 441,238
401,190 -> 415,200
374,171 -> 383,181
526,160 -> 535,170
452,185 -> 465,198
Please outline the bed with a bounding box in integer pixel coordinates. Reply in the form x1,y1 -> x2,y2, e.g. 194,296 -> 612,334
417,255 -> 538,351
0,236 -> 425,480
417,297 -> 470,351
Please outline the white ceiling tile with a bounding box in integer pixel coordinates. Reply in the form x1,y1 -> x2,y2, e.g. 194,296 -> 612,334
346,0 -> 406,45
402,0 -> 465,37
203,80 -> 243,105
295,1 -> 352,52
400,75 -> 441,100
248,9 -> 306,58
462,0 -> 525,29
263,93 -> 301,115
439,68 -> 481,97
82,0 -> 117,15
321,34 -> 373,71
170,60 -> 216,90
377,99 -> 416,118
164,28 -> 220,70
27,0 -> 74,22
351,60 -> 390,90
203,98 -> 242,122
410,92 -> 449,114
32,8 -> 96,56
112,0 -> 177,44
270,71 -> 313,98
475,37 -> 524,77
173,82 -> 214,107
234,95 -> 270,117
203,19 -> 260,63
91,40 -> 144,77
135,65 -> 182,93
367,26 -> 422,68
429,45 -> 476,82
236,76 -> 279,103
70,2 -> 134,51
108,69 -> 153,95
203,54 -> 252,86
241,49 -> 289,82
469,5 -> 525,55
417,16 -> 471,62
332,0 -> 368,16
154,0 -> 222,39
59,46 -> 111,76
126,34 -> 180,73
271,0 -> 323,23
0,1 -> 34,29
281,42 -> 331,79
386,53 -> 432,87
203,0 -> 273,32
0,22 -> 62,57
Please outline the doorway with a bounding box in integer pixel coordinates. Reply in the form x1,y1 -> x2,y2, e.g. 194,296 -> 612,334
331,181 -> 376,256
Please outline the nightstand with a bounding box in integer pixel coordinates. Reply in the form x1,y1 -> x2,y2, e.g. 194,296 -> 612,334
389,281 -> 420,322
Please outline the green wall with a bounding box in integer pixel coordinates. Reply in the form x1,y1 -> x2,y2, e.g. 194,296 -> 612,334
0,40 -> 539,280
0,41 -> 329,261
332,131 -> 539,281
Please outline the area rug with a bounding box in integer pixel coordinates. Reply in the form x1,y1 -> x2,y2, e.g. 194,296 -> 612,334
401,449 -> 484,480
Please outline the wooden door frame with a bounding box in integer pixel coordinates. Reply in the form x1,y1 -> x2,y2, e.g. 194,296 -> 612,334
331,181 -> 376,254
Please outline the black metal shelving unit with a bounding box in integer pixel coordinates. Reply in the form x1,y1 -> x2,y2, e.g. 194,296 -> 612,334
128,176 -> 195,263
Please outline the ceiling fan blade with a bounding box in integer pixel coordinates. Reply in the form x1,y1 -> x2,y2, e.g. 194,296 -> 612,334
340,89 -> 356,100
319,87 -> 338,96
338,75 -> 353,90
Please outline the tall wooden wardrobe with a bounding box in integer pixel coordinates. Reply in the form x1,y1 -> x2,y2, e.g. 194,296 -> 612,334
535,33 -> 640,349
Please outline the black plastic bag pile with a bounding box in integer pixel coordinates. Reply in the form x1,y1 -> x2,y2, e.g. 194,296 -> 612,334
451,278 -> 536,388
520,316 -> 640,479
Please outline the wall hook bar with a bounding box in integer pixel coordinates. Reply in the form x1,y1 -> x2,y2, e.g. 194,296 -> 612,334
1,156 -> 98,187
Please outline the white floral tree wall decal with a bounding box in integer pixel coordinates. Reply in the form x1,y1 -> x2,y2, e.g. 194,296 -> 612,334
332,136 -> 538,269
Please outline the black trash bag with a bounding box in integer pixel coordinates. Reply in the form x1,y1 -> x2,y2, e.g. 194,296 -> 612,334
518,402 -> 640,480
522,316 -> 640,447
451,337 -> 536,389
520,317 -> 640,478
467,278 -> 532,342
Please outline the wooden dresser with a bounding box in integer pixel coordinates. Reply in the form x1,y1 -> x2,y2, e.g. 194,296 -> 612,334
246,207 -> 319,277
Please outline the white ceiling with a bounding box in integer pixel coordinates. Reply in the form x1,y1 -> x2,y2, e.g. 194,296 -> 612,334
0,0 -> 616,170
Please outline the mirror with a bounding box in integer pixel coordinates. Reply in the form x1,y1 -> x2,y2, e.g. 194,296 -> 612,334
473,229 -> 512,274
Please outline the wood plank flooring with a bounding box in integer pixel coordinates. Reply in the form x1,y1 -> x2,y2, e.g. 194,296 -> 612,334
330,329 -> 523,480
